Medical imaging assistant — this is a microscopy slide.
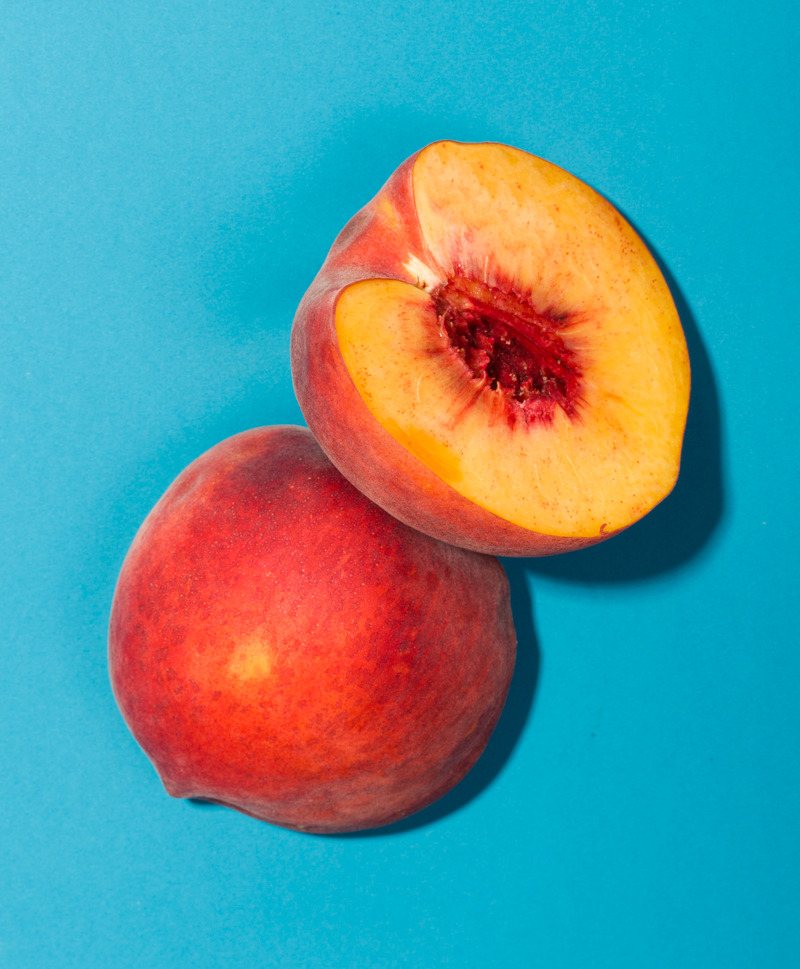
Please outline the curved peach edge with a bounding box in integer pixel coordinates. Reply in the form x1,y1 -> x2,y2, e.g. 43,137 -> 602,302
290,142 -> 628,558
291,281 -> 625,557
159,681 -> 513,834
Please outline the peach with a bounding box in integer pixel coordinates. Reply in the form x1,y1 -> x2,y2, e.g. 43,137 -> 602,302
108,426 -> 516,834
291,140 -> 691,556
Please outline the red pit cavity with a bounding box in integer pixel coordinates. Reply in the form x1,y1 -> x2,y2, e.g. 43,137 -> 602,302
433,276 -> 582,424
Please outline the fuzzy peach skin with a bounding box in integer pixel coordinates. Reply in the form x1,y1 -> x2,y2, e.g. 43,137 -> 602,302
108,426 -> 516,834
291,141 -> 691,556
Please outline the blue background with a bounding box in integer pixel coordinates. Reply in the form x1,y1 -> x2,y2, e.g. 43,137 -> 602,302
2,1 -> 798,966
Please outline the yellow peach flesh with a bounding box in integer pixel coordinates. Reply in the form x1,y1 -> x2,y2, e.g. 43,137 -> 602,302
334,142 -> 690,539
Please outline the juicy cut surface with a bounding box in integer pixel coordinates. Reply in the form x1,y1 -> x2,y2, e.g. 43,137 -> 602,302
433,276 -> 582,425
324,141 -> 691,540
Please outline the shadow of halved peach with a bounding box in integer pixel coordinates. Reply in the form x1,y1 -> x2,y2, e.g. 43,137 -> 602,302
291,141 -> 690,556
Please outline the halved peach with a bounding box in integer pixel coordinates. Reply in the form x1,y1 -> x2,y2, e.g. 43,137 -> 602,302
291,141 -> 690,556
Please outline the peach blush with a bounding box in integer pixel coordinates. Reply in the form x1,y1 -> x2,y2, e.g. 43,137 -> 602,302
109,426 -> 516,833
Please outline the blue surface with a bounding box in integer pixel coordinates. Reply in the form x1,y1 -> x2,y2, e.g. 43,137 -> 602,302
2,1 -> 798,966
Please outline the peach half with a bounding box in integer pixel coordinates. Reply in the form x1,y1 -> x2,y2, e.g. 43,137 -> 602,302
291,141 -> 691,556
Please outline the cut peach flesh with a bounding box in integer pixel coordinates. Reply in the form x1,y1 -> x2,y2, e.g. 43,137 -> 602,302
335,143 -> 690,539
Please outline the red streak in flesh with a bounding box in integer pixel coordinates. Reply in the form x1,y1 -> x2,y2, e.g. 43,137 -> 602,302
433,276 -> 582,425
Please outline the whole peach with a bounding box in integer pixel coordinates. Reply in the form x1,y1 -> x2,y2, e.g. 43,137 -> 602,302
109,426 -> 516,833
